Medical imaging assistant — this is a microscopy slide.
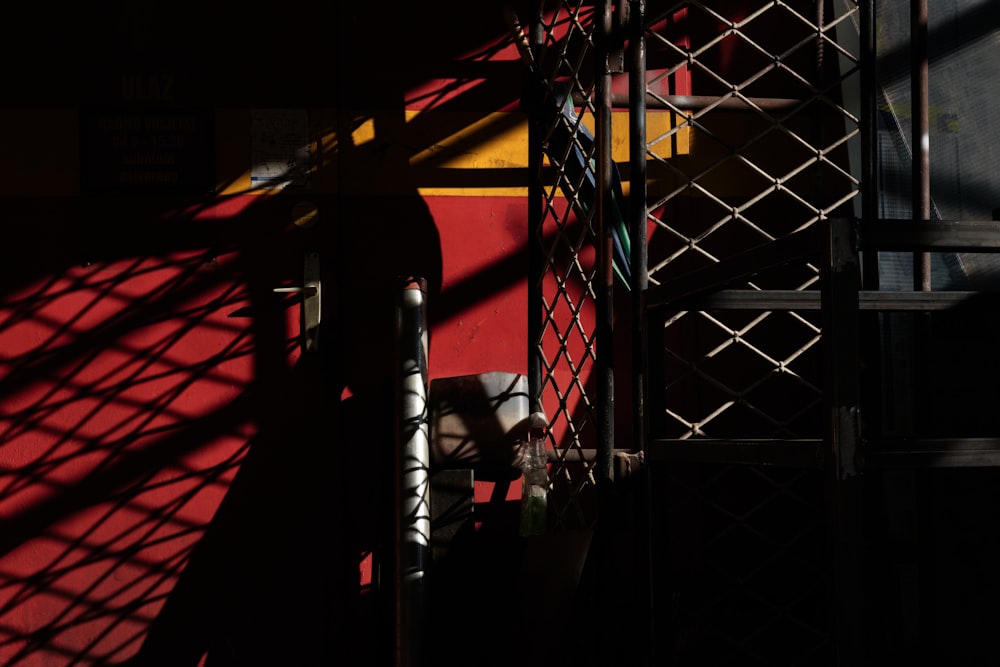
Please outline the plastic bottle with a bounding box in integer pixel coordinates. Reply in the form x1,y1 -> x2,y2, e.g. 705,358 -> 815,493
519,412 -> 549,537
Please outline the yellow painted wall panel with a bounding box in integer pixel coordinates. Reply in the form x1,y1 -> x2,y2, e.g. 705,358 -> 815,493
213,107 -> 691,198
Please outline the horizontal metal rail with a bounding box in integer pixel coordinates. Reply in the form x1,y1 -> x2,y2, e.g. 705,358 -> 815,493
648,219 -> 1000,313
646,438 -> 824,469
647,225 -> 823,309
862,219 -> 1000,251
668,289 -> 1000,312
574,92 -> 804,112
645,437 -> 1000,470
861,438 -> 1000,469
644,217 -> 1000,478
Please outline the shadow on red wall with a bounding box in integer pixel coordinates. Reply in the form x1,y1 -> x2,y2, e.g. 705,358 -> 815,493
0,1 -> 540,665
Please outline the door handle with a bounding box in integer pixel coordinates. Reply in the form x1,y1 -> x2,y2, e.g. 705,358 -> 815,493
273,252 -> 321,353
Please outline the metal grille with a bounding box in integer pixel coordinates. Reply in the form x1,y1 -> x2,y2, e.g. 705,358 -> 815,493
644,2 -> 862,664
525,0 -> 862,657
646,2 -> 862,437
527,0 -> 605,531
527,0 -> 861,501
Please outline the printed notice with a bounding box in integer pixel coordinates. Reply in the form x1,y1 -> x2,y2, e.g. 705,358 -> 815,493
80,108 -> 214,195
250,109 -> 311,190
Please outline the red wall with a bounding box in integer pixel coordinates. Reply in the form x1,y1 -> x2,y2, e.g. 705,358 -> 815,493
0,0 -> 697,661
0,3 -> 533,664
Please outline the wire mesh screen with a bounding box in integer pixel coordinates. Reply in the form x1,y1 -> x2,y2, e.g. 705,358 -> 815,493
527,0 -> 860,474
526,0 -> 606,531
645,0 -> 861,312
524,0 -> 862,658
643,1 -> 862,664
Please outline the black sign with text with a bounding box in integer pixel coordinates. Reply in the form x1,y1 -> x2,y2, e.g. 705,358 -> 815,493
80,106 -> 215,196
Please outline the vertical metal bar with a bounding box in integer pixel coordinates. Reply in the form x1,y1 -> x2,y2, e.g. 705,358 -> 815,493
629,0 -> 647,461
911,0 -> 930,291
909,6 -> 934,647
816,0 -> 825,76
394,276 -> 430,667
613,0 -> 628,73
823,219 -> 865,665
860,0 -> 878,284
859,0 -> 884,442
628,1 -> 654,665
595,0 -> 615,491
615,0 -> 628,42
595,2 -> 616,664
528,4 -> 544,415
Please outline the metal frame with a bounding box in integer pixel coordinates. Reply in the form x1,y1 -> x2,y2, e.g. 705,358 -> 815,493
632,4 -> 866,661
525,0 -> 1000,663
525,0 -> 860,661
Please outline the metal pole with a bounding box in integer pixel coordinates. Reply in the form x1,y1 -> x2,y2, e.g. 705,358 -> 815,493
627,1 -> 654,664
528,4 -> 544,415
859,0 -> 883,442
825,219 -> 866,666
909,2 -> 934,654
595,3 -> 616,664
861,0 -> 879,290
394,276 -> 430,667
912,0 -> 930,291
629,0 -> 648,462
595,0 -> 615,492
594,92 -> 805,111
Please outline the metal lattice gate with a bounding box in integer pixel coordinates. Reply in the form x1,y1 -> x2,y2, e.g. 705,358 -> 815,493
519,1 -> 864,665
642,2 -> 861,664
519,0 -> 613,531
